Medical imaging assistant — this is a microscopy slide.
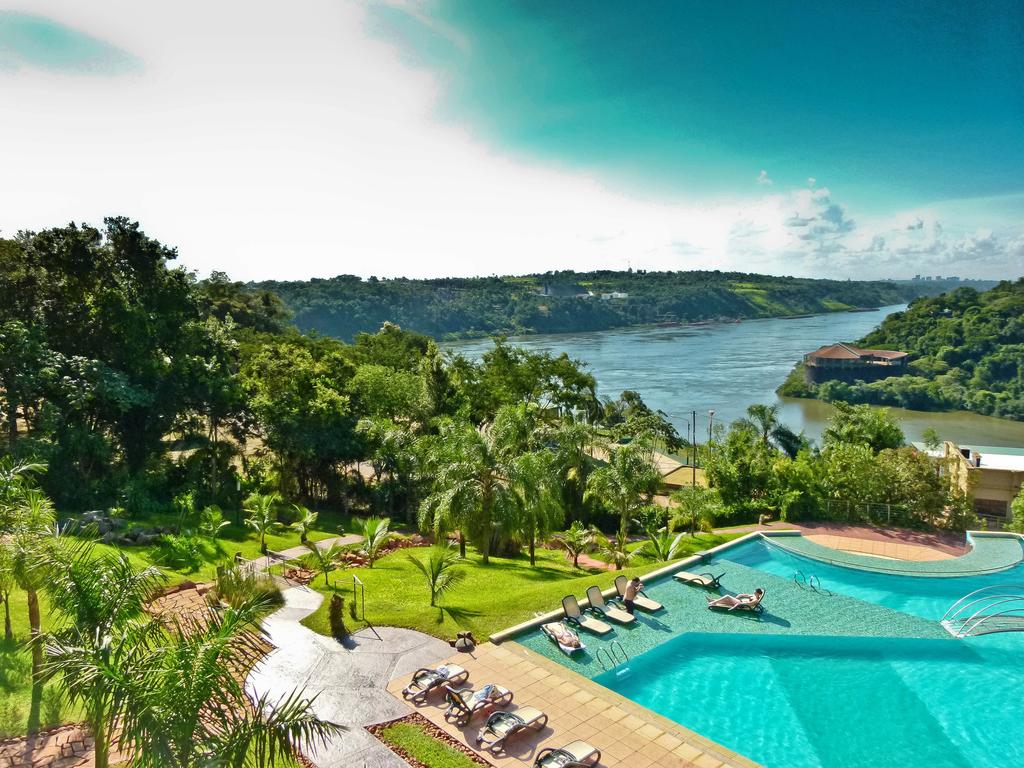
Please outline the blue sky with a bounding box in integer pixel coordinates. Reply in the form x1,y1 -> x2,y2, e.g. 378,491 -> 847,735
1,1 -> 1022,280
373,1 -> 1024,206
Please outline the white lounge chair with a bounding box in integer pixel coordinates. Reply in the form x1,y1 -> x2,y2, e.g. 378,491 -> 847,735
674,570 -> 724,589
401,663 -> 468,702
443,683 -> 513,726
586,585 -> 636,625
614,575 -> 663,612
476,706 -> 549,752
541,621 -> 586,655
534,739 -> 602,767
562,595 -> 612,635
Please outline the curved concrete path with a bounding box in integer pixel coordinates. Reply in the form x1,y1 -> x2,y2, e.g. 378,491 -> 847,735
246,587 -> 453,768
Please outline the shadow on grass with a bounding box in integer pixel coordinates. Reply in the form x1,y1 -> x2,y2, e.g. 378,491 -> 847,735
0,639 -> 29,693
435,605 -> 483,628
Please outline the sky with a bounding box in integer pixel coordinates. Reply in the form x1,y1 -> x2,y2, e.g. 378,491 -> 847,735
1,0 -> 1022,282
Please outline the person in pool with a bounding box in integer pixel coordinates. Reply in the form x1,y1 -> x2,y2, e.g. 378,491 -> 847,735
623,576 -> 643,614
708,588 -> 764,610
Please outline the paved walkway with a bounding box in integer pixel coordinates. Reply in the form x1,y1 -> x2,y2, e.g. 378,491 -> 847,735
714,521 -> 969,556
245,587 -> 452,768
248,534 -> 364,571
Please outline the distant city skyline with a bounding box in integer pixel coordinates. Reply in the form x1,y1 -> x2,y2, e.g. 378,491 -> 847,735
1,1 -> 1022,282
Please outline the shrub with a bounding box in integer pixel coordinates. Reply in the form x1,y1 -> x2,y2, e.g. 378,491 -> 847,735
155,533 -> 202,571
212,561 -> 284,610
329,594 -> 348,639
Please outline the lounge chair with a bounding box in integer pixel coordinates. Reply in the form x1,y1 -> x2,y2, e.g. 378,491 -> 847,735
614,575 -> 663,612
534,739 -> 602,768
707,590 -> 765,614
476,706 -> 549,752
541,621 -> 586,655
562,595 -> 612,635
401,663 -> 469,702
674,570 -> 725,590
443,683 -> 513,726
586,585 -> 636,625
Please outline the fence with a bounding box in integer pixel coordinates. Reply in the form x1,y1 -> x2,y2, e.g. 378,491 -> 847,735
822,499 -> 915,527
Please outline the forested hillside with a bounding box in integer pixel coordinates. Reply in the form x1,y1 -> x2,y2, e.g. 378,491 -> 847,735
255,271 -> 977,341
779,280 -> 1024,420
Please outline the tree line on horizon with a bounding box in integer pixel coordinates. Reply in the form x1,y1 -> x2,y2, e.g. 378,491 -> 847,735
253,269 -> 977,341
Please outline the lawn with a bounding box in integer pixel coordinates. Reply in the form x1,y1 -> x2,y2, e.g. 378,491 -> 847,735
70,505 -> 363,583
375,720 -> 482,768
0,503 -> 366,737
301,533 -> 742,640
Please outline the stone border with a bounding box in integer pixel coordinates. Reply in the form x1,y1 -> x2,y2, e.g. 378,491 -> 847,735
367,713 -> 494,768
489,530 -> 780,642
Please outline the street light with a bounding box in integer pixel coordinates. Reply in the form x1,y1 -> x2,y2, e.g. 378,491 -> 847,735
708,410 -> 716,444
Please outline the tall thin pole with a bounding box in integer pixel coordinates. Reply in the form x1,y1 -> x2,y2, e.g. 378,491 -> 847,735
692,409 -> 697,486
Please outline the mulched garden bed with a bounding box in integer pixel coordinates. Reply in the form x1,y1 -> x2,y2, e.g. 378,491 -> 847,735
367,713 -> 494,768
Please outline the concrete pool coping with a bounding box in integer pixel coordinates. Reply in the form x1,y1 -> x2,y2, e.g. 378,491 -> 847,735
491,529 -> 1024,643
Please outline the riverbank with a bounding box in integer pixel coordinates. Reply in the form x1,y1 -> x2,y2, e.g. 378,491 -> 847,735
446,306 -> 1024,448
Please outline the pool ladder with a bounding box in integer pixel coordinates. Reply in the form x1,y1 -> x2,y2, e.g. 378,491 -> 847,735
793,570 -> 834,596
595,640 -> 629,671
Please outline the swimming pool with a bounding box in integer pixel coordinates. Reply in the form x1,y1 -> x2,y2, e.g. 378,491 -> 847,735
719,535 -> 1024,621
518,533 -> 1024,768
595,631 -> 1024,768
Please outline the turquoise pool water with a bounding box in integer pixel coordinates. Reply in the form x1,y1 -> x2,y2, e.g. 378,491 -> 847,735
595,631 -> 1024,768
519,534 -> 1024,767
720,536 -> 1024,621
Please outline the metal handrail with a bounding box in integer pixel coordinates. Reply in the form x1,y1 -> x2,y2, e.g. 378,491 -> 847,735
959,598 -> 1024,637
941,585 -> 1024,622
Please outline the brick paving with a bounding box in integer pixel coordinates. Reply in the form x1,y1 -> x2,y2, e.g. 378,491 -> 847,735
0,725 -> 127,768
387,642 -> 758,768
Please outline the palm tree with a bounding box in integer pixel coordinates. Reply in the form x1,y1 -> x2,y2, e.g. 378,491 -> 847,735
8,487 -> 56,733
596,531 -> 636,571
116,598 -> 341,767
0,542 -> 15,641
407,544 -> 465,606
43,540 -> 165,768
641,530 -> 685,563
669,486 -> 722,536
510,450 -> 564,566
553,522 -> 596,569
298,542 -> 344,587
585,444 -> 661,536
353,516 -> 394,568
244,492 -> 282,554
740,403 -> 804,458
418,411 -> 524,565
290,505 -> 318,544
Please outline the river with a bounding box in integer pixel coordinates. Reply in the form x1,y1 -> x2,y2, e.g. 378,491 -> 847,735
445,306 -> 1024,448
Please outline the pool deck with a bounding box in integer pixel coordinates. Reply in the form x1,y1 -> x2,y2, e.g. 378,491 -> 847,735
765,530 -> 1023,576
386,641 -> 759,768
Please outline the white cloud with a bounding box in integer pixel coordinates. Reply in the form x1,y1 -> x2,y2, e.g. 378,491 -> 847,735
0,1 -> 1021,283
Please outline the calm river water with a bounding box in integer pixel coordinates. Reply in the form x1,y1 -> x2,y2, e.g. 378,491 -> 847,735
446,306 -> 1024,448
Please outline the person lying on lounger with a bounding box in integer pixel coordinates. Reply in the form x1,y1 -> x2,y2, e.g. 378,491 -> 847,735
707,588 -> 764,610
546,622 -> 581,649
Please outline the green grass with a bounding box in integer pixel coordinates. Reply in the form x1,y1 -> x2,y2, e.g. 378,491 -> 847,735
301,535 -> 742,640
377,721 -> 481,768
0,504 -> 370,738
588,532 -> 736,565
71,506 -> 363,583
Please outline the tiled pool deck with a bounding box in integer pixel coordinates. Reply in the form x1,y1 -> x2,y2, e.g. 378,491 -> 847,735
766,531 -> 1023,576
386,641 -> 757,768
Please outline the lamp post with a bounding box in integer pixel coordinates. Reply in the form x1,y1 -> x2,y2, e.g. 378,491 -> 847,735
708,410 -> 715,444
691,410 -> 697,486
